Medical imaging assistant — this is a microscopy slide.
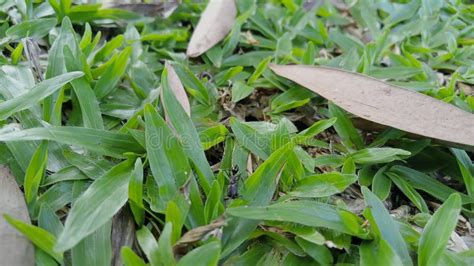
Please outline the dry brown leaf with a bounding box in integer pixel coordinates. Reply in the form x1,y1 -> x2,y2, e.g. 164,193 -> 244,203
330,0 -> 350,11
162,61 -> 191,118
459,83 -> 473,96
111,207 -> 136,266
448,231 -> 469,252
175,217 -> 226,247
246,154 -> 253,175
102,0 -> 179,18
461,234 -> 474,249
270,65 -> 474,151
303,0 -> 324,11
186,0 -> 237,58
0,165 -> 34,266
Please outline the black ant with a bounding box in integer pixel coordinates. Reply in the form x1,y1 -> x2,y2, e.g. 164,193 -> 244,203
226,165 -> 240,199
223,165 -> 251,200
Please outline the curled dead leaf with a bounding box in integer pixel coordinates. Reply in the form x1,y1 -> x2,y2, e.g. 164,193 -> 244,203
244,31 -> 259,45
270,65 -> 474,151
448,231 -> 468,252
461,234 -> 474,249
102,0 -> 179,18
162,61 -> 191,118
303,0 -> 325,11
111,207 -> 136,266
0,165 -> 34,265
459,83 -> 473,96
330,0 -> 350,11
186,0 -> 237,57
175,217 -> 226,248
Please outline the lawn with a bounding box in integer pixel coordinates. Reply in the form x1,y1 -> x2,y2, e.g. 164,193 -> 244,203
0,0 -> 473,265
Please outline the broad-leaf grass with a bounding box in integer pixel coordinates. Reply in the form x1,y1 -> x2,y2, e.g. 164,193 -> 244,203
1,0 -> 473,264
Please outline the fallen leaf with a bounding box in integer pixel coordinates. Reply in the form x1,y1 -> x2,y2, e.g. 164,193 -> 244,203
461,234 -> 474,249
175,217 -> 226,248
270,65 -> 474,151
111,207 -> 136,266
0,165 -> 35,265
23,38 -> 44,82
247,154 -> 253,175
162,61 -> 191,118
303,0 -> 324,11
448,231 -> 468,252
459,83 -> 473,96
329,0 -> 350,11
102,0 -> 179,18
186,0 -> 237,58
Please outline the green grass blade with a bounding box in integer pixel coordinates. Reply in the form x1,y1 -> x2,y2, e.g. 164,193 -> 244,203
328,102 -> 364,150
178,240 -> 220,266
144,104 -> 189,199
172,63 -> 210,104
302,42 -> 316,65
37,182 -> 73,215
350,148 -> 411,164
390,166 -> 474,204
161,67 -> 213,193
242,143 -> 293,204
50,87 -> 65,126
136,226 -> 160,265
418,193 -> 462,266
23,141 -> 48,204
451,148 -> 474,196
6,18 -> 57,40
55,160 -> 134,251
0,126 -> 144,158
0,71 -> 83,120
4,214 -> 63,263
63,46 -> 104,129
227,200 -> 367,237
360,239 -> 403,266
94,47 -> 132,99
121,247 -> 147,266
71,221 -> 112,266
38,204 -> 64,238
289,172 -> 357,198
157,222 -> 176,265
63,150 -> 114,179
93,35 -> 124,63
248,56 -> 272,85
372,167 -> 392,201
46,17 -> 80,78
187,177 -> 206,227
295,237 -> 333,265
43,166 -> 87,186
297,117 -> 337,139
387,172 -> 429,213
222,143 -> 293,256
129,158 -> 145,226
165,200 -> 188,244
199,124 -> 228,150
203,180 -> 223,224
230,117 -> 270,159
362,187 -> 412,266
